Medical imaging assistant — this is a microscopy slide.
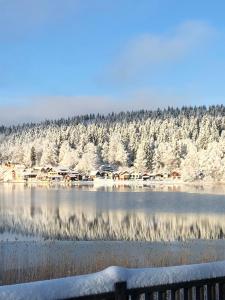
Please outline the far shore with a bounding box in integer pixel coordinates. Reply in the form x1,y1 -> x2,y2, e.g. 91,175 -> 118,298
1,178 -> 225,195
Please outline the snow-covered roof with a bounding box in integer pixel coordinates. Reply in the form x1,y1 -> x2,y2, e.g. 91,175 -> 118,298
1,261 -> 225,299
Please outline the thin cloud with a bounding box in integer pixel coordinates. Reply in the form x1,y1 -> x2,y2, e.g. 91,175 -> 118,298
0,0 -> 79,41
105,20 -> 216,83
0,90 -> 186,125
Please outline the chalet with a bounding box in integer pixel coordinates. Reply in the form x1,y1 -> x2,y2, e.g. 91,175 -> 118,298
23,170 -> 38,181
130,172 -> 142,180
163,172 -> 170,179
57,167 -> 70,177
107,172 -> 114,179
170,171 -> 181,179
119,171 -> 130,180
113,172 -> 119,180
155,173 -> 164,180
65,171 -> 82,181
90,170 -> 101,180
82,174 -> 90,181
47,171 -> 63,182
148,173 -> 156,180
99,171 -> 114,179
36,174 -> 48,181
41,166 -> 54,173
142,173 -> 150,181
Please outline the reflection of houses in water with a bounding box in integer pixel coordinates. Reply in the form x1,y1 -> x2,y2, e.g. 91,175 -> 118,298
2,194 -> 225,241
2,184 -> 225,241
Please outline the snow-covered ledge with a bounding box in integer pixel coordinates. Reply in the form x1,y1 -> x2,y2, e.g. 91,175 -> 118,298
1,261 -> 225,300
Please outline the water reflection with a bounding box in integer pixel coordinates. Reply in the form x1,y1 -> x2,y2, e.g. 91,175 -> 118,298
1,183 -> 225,241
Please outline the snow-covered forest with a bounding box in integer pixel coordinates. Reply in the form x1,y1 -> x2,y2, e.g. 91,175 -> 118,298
1,105 -> 225,181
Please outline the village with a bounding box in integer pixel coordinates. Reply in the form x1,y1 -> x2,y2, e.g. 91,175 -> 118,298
0,162 -> 182,184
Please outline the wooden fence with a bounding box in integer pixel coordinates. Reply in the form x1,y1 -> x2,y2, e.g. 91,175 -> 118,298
63,276 -> 225,300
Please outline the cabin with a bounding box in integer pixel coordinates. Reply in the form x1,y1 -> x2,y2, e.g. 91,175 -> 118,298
170,171 -> 181,179
23,172 -> 38,181
148,173 -> 156,180
57,167 -> 70,177
90,170 -> 101,180
82,174 -> 90,181
107,172 -> 114,179
163,172 -> 170,179
130,172 -> 142,180
99,171 -> 114,179
155,173 -> 164,180
142,173 -> 150,181
113,172 -> 119,180
47,171 -> 63,182
66,172 -> 82,181
40,166 -> 54,174
36,174 -> 48,181
119,171 -> 130,180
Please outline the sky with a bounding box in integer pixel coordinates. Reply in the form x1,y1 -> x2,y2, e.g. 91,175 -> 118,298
1,0 -> 225,124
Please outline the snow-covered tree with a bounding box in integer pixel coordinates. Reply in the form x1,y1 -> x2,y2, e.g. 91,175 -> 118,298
134,142 -> 147,172
40,142 -> 59,166
77,143 -> 99,173
1,105 -> 225,181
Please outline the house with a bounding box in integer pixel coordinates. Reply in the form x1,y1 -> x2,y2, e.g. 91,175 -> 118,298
142,173 -> 150,181
89,170 -> 101,180
99,171 -> 114,179
155,173 -> 164,180
47,171 -> 63,182
113,172 -> 119,180
119,171 -> 130,180
170,171 -> 181,179
65,171 -> 82,181
57,167 -> 70,177
130,172 -> 142,180
148,173 -> 156,180
163,172 -> 170,179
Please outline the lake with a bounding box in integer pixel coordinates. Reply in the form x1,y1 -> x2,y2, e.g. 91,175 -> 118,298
1,182 -> 225,285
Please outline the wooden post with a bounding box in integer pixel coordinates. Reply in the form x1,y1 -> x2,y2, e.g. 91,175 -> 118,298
218,283 -> 225,300
115,281 -> 127,300
195,286 -> 201,300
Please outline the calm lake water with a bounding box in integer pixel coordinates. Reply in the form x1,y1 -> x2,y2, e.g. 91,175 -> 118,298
1,183 -> 225,241
1,183 -> 225,285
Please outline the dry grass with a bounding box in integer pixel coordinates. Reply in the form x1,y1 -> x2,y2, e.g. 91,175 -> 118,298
1,240 -> 225,285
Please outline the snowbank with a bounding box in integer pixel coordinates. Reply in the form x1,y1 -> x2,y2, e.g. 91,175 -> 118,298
1,260 -> 225,300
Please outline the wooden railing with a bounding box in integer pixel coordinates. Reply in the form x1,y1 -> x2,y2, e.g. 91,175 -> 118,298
64,276 -> 225,300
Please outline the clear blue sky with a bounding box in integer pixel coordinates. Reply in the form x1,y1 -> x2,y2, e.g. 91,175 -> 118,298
1,0 -> 225,124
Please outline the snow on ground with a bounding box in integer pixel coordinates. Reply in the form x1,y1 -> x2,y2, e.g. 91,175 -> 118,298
1,261 -> 225,300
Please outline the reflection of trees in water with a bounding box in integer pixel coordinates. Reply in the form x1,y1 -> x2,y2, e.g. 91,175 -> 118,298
1,211 -> 225,241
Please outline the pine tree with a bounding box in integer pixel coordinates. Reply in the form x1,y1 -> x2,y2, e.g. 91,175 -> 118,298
134,142 -> 147,172
30,146 -> 36,167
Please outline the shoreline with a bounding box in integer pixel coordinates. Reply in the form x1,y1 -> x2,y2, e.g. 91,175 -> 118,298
1,179 -> 225,195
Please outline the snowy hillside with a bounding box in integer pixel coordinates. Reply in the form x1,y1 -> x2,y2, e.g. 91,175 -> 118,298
1,106 -> 225,181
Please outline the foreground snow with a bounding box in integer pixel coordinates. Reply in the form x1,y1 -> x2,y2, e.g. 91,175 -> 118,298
1,261 -> 225,300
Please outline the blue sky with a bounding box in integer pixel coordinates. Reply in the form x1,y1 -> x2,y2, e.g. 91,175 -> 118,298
1,0 -> 225,124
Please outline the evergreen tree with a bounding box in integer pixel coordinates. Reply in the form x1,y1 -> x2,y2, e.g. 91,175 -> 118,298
30,146 -> 36,167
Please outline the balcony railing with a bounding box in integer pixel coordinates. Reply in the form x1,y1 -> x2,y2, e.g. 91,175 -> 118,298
64,276 -> 225,300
